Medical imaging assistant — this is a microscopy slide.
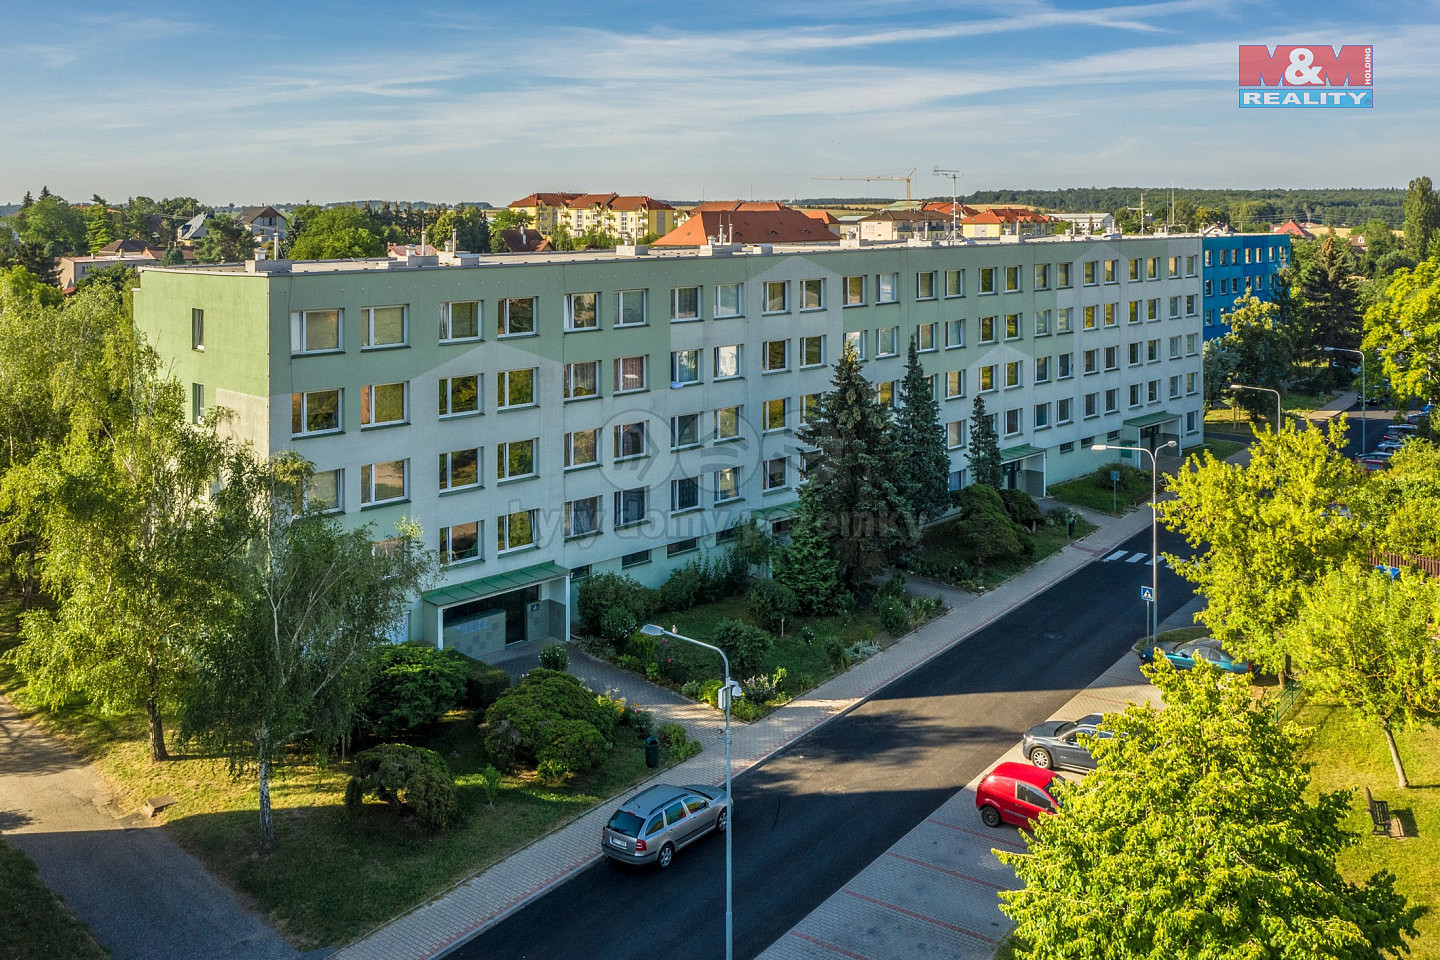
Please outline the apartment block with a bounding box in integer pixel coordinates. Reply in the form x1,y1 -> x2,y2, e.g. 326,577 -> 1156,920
1200,232 -> 1290,339
133,234 -> 1204,659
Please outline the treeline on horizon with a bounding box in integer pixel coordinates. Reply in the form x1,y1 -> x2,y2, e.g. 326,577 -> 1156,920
952,187 -> 1406,228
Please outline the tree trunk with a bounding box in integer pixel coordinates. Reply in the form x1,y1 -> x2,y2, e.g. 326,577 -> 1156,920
258,747 -> 275,853
1382,720 -> 1410,790
145,697 -> 169,762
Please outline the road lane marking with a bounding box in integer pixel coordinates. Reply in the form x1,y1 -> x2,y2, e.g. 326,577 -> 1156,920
1126,552 -> 1147,563
1103,550 -> 1128,561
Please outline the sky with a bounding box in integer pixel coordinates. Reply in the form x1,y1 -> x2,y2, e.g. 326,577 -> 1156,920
2,0 -> 1438,207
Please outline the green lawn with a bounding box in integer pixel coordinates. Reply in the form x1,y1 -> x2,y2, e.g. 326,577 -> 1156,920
1047,468 -> 1156,516
916,517 -> 1096,590
0,838 -> 109,960
1195,438 -> 1246,462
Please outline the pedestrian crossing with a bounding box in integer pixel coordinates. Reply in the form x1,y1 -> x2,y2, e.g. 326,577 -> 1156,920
1103,549 -> 1161,566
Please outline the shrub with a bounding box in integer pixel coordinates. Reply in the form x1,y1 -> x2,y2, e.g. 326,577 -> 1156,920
598,608 -> 638,649
577,572 -> 655,638
730,698 -> 765,722
714,618 -> 772,676
824,634 -> 848,668
481,669 -> 615,769
741,673 -> 778,702
657,722 -> 689,748
479,764 -> 503,807
656,555 -> 725,612
535,718 -> 610,782
344,743 -> 457,830
953,484 -> 1031,565
879,596 -> 911,635
361,644 -> 470,737
1000,488 -> 1044,528
538,643 -> 569,671
445,653 -> 511,712
747,579 -> 799,632
697,678 -> 724,706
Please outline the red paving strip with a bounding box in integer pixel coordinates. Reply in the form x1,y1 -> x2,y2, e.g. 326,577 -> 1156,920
925,817 -> 1027,852
885,851 -> 1006,889
788,930 -> 874,959
841,890 -> 999,944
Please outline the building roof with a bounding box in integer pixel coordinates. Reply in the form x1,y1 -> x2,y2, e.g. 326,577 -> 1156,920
802,209 -> 840,225
97,238 -> 165,258
508,192 -> 581,209
387,242 -> 440,258
686,200 -> 790,213
495,228 -> 552,253
1272,220 -> 1314,238
860,209 -> 952,223
237,206 -> 283,225
654,208 -> 838,247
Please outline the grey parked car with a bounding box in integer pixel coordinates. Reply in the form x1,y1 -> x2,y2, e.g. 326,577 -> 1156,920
1022,713 -> 1109,771
602,783 -> 729,869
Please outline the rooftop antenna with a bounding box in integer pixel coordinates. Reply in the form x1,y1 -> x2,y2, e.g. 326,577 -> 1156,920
934,168 -> 963,240
1127,191 -> 1147,235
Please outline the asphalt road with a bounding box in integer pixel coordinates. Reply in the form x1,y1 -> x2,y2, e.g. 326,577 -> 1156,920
454,525 -> 1193,960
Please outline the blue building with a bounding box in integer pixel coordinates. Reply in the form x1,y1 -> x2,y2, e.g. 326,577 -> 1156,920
1201,232 -> 1291,340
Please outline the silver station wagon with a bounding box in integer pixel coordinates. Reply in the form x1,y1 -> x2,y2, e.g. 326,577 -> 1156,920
601,783 -> 729,869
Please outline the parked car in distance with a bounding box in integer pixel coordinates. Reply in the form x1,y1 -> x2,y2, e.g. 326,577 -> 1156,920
1136,637 -> 1252,673
602,783 -> 728,869
976,761 -> 1063,828
1383,423 -> 1417,440
1022,713 -> 1109,771
1376,440 -> 1407,453
1355,456 -> 1388,473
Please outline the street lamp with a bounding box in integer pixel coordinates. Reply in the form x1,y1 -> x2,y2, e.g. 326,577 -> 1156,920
639,623 -> 741,960
1324,346 -> 1367,452
1229,382 -> 1283,433
1090,439 -> 1178,642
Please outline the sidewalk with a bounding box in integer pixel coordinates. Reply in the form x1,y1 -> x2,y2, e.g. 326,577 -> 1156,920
332,504 -> 1160,960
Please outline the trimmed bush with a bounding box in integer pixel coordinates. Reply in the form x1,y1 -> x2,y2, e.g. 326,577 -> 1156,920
443,651 -> 511,711
953,484 -> 1031,564
879,596 -> 911,635
536,719 -> 609,782
576,572 -> 654,639
747,579 -> 799,632
361,644 -> 469,737
538,643 -> 569,671
344,743 -> 457,830
714,618 -> 772,676
480,669 -> 615,770
1000,488 -> 1044,528
657,722 -> 689,748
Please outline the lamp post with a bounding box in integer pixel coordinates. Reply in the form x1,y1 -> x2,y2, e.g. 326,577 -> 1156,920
639,624 -> 741,960
1090,440 -> 1177,642
1323,346 -> 1367,453
1229,382 -> 1283,433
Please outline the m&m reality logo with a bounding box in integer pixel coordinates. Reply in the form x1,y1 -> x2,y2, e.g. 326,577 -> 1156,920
1238,45 -> 1373,108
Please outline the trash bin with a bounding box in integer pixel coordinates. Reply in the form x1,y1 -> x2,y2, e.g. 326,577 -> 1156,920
1066,515 -> 1076,538
645,735 -> 660,768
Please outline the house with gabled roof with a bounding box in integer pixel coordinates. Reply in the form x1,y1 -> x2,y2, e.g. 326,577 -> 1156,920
237,206 -> 287,241
858,208 -> 953,242
653,207 -> 837,247
507,193 -> 678,241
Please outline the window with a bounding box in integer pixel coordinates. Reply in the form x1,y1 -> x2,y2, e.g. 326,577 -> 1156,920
1035,356 -> 1050,382
763,281 -> 788,313
1170,375 -> 1182,399
291,308 -> 341,354
1058,353 -> 1073,379
1005,314 -> 1021,340
763,397 -> 788,431
980,316 -> 997,343
440,521 -> 480,563
1169,296 -> 1181,319
671,349 -> 700,387
360,459 -> 407,505
439,448 -> 479,491
292,389 -> 341,435
191,308 -> 204,350
980,365 -> 997,391
1083,261 -> 1098,285
564,361 -> 599,400
1205,309 -> 1216,326
801,335 -> 824,367
1129,300 -> 1141,324
191,382 -> 204,423
1186,333 -> 1199,355
1004,408 -> 1020,435
1187,410 -> 1199,434
1147,339 -> 1160,362
1147,299 -> 1159,320
715,405 -> 741,441
1057,262 -> 1072,288
979,267 -> 996,294
1129,342 -> 1142,365
439,375 -> 479,418
564,429 -> 598,469
801,278 -> 824,310
1186,294 -> 1198,316
945,370 -> 966,399
497,510 -> 536,552
763,457 -> 787,491
1005,361 -> 1021,388
1034,263 -> 1050,290
1104,346 -> 1118,371
496,438 -> 536,480
715,283 -> 742,318
1168,256 -> 1180,278
1169,336 -> 1182,360
844,330 -> 866,359
843,275 -> 866,305
801,392 -> 821,424
566,292 -> 598,331
1084,393 -> 1098,418
499,297 -> 535,337
1129,383 -> 1142,407
946,420 -> 966,448
1034,402 -> 1050,429
877,272 -> 898,303
945,269 -> 964,297
1057,398 -> 1073,424
1083,349 -> 1098,374
1147,257 -> 1159,280
714,467 -> 741,503
671,477 -> 700,513
615,355 -> 648,393
1187,371 -> 1198,394
876,327 -> 898,357
1104,303 -> 1117,327
496,368 -> 535,409
762,339 -> 789,372
714,344 -> 742,379
614,421 -> 647,459
360,382 -> 407,427
671,413 -> 700,448
1056,307 -> 1076,334
1104,260 -> 1117,283
1005,265 -> 1021,292
304,468 -> 342,513
913,322 -> 935,352
621,549 -> 650,568
945,319 -> 964,348
1083,306 -> 1097,330
1105,389 -> 1118,413
1034,310 -> 1051,336
617,289 -> 646,326
1128,258 -> 1141,281
1204,280 -> 1214,296
441,301 -> 480,341
671,285 -> 700,321
565,496 -> 600,538
363,305 -> 407,348
916,271 -> 936,300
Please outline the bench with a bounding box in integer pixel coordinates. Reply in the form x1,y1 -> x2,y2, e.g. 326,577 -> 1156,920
1366,787 -> 1406,839
143,794 -> 177,818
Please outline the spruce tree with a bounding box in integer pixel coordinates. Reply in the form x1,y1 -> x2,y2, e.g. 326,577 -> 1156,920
1297,235 -> 1360,354
892,337 -> 953,534
772,485 -> 841,614
967,394 -> 1002,488
797,341 -> 908,589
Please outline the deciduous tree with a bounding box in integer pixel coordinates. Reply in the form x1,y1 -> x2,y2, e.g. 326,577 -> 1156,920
1403,175 -> 1439,257
193,213 -> 256,264
1364,257 -> 1440,405
287,206 -> 385,260
1210,295 -> 1292,423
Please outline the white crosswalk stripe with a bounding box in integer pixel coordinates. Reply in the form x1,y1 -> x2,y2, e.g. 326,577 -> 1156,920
1126,552 -> 1147,563
1103,550 -> 1128,561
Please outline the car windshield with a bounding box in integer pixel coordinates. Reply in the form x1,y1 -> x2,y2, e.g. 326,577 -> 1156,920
607,810 -> 645,837
1054,720 -> 1079,736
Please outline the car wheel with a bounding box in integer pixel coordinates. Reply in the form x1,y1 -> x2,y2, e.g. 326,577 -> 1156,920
980,805 -> 1003,828
715,809 -> 728,833
656,843 -> 675,869
1029,747 -> 1053,769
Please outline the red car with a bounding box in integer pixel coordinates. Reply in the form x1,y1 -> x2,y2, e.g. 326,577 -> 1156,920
976,761 -> 1063,828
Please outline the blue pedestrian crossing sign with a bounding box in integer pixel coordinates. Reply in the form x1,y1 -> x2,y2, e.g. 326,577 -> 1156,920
1140,585 -> 1155,602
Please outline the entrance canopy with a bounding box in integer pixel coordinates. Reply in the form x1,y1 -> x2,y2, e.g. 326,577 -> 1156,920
422,560 -> 570,608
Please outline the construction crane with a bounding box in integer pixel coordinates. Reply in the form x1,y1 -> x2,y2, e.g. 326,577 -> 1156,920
933,168 -> 964,238
811,167 -> 918,207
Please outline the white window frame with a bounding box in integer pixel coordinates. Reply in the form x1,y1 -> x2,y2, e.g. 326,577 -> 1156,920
438,374 -> 480,418
439,448 -> 480,492
360,458 -> 408,505
440,301 -> 481,342
360,381 -> 408,428
362,305 -> 408,349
